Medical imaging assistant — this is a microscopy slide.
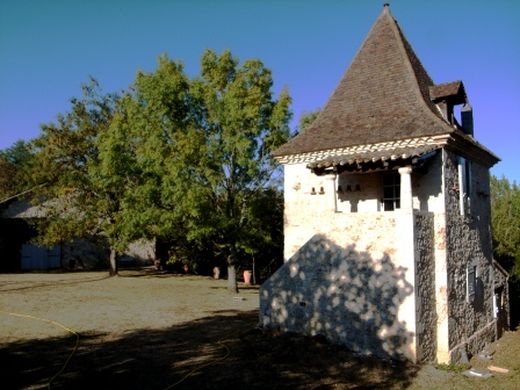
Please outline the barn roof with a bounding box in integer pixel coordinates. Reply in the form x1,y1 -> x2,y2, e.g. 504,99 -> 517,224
274,5 -> 492,161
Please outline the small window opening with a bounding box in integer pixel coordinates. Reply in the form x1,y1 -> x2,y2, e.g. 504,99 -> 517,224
382,171 -> 400,211
466,265 -> 477,303
458,157 -> 472,215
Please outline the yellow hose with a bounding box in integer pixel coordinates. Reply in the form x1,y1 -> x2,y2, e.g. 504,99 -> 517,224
0,310 -> 80,389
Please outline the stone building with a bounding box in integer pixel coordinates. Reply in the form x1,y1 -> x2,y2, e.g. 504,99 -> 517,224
260,4 -> 509,363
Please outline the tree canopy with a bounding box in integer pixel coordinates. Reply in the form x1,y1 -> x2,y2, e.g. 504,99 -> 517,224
491,175 -> 520,327
0,140 -> 36,201
33,78 -> 121,274
491,175 -> 520,279
184,50 -> 291,291
31,51 -> 291,286
297,109 -> 321,134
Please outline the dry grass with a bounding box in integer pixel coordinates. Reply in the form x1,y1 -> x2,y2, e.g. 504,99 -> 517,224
0,271 -> 518,389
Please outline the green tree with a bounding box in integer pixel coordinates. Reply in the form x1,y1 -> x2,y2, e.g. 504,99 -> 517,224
97,55 -> 199,269
0,156 -> 17,200
491,175 -> 520,279
183,49 -> 291,292
491,175 -> 520,327
32,50 -> 290,286
33,78 -> 122,275
0,140 -> 36,200
297,109 -> 321,134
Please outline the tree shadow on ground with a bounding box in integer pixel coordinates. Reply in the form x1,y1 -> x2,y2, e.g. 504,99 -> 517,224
0,310 -> 418,389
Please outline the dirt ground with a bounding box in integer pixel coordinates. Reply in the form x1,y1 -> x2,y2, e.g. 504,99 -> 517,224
1,271 -> 518,389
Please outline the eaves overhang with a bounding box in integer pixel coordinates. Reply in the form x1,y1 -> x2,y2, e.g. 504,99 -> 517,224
307,144 -> 440,175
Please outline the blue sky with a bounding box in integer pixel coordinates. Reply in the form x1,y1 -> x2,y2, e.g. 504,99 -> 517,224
1,0 -> 519,182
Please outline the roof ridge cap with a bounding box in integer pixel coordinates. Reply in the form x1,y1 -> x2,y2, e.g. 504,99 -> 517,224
435,80 -> 463,86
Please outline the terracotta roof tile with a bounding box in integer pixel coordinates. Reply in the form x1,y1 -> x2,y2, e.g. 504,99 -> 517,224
307,144 -> 440,170
429,81 -> 466,104
274,6 -> 455,157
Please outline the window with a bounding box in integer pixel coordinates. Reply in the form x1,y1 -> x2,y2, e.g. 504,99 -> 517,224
382,171 -> 400,211
458,157 -> 472,215
466,265 -> 476,303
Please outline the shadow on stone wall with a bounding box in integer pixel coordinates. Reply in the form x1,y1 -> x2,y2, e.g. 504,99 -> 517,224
260,234 -> 415,360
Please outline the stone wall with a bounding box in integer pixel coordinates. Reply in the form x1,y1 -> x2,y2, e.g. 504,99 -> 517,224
260,233 -> 415,360
272,152 -> 498,363
265,162 -> 419,360
414,212 -> 437,362
443,149 -> 496,361
120,239 -> 157,265
412,152 -> 444,213
336,172 -> 381,213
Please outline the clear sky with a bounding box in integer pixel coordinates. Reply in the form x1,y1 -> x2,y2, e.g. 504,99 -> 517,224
1,0 -> 519,182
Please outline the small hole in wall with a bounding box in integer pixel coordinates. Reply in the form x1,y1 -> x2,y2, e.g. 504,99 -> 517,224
311,187 -> 316,195
355,184 -> 361,191
319,186 -> 325,194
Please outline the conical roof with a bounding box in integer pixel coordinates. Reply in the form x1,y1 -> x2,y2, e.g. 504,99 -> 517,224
274,5 -> 457,157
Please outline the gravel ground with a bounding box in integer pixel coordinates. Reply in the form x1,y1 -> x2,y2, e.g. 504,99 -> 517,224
0,270 -> 258,342
1,271 -> 518,389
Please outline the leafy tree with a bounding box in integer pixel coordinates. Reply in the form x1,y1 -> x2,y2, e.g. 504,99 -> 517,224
31,50 -> 290,286
491,175 -> 520,328
0,156 -> 17,200
0,140 -> 36,200
97,55 -> 200,270
184,49 -> 291,292
108,50 -> 291,290
491,175 -> 520,279
33,78 -> 122,275
297,109 -> 321,134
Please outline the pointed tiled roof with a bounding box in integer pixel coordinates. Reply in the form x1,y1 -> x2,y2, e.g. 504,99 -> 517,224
274,5 -> 461,157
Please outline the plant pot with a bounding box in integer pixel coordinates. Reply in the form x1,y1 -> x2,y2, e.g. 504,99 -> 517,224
213,266 -> 221,280
243,270 -> 252,285
183,264 -> 189,274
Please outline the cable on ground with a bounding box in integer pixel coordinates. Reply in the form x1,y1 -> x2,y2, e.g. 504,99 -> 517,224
0,310 -> 80,389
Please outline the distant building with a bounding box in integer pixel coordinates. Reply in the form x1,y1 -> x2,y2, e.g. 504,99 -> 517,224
0,194 -> 155,272
260,4 -> 509,363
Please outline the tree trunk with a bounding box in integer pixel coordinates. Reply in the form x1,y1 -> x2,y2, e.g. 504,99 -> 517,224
252,255 -> 256,285
109,248 -> 118,276
227,253 -> 238,293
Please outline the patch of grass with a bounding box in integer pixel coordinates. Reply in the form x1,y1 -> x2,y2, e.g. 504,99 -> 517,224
435,362 -> 470,373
